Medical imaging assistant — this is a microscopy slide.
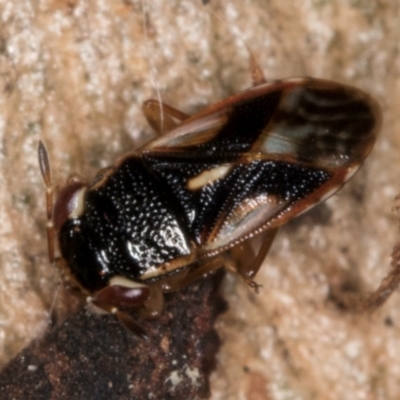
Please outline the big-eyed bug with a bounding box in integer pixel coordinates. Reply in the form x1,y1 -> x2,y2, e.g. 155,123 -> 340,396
38,57 -> 381,335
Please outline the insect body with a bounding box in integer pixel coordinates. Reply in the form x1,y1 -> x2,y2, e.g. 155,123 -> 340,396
39,71 -> 381,334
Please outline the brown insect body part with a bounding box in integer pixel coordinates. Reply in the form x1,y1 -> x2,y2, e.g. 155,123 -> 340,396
38,59 -> 381,334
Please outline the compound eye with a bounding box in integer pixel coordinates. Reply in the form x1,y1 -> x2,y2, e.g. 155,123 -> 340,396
53,182 -> 87,232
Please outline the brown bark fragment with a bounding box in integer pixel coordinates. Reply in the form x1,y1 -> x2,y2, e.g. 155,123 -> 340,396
0,273 -> 226,400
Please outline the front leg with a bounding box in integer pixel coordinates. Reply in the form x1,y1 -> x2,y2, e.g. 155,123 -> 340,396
92,276 -> 151,310
90,276 -> 153,338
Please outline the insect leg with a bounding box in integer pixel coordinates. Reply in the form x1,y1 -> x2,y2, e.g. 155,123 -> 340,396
162,230 -> 278,293
92,278 -> 151,310
91,280 -> 152,338
241,228 -> 278,282
115,310 -> 149,339
38,140 -> 56,264
160,258 -> 224,292
91,296 -> 149,339
223,228 -> 279,291
138,283 -> 164,319
142,99 -> 190,135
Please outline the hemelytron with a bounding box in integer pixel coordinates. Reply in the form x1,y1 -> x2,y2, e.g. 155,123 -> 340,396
38,58 -> 381,335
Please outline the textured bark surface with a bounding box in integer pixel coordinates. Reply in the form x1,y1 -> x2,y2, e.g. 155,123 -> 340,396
0,274 -> 226,400
0,1 -> 399,399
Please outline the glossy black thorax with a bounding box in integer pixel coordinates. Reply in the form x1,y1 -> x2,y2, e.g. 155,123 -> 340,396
59,156 -> 193,291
